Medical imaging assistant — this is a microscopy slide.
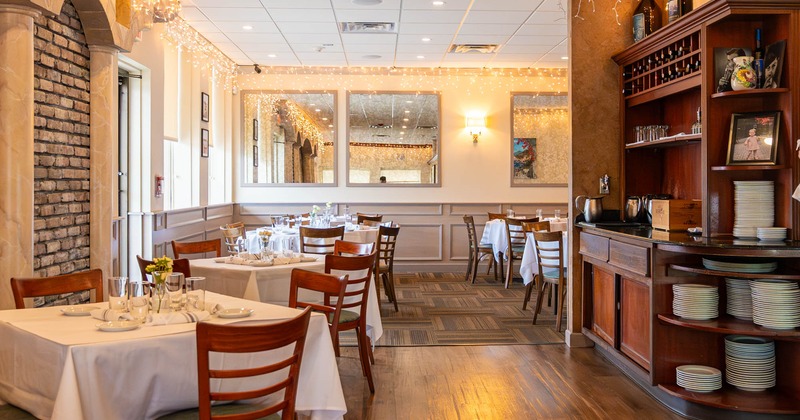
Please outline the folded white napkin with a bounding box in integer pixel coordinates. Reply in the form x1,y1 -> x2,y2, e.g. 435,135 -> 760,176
148,311 -> 210,326
238,253 -> 259,261
246,260 -> 272,267
91,308 -> 132,321
203,300 -> 225,314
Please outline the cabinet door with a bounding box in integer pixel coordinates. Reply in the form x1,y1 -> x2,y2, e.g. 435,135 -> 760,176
620,276 -> 651,371
592,265 -> 616,346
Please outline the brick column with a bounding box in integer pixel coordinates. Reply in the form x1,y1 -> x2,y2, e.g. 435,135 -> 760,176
88,45 -> 118,282
0,5 -> 39,310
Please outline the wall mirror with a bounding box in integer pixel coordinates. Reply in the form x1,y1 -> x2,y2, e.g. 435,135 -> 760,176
347,92 -> 440,186
242,91 -> 336,185
511,93 -> 569,186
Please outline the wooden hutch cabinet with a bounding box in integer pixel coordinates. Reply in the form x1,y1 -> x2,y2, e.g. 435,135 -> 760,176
579,0 -> 800,417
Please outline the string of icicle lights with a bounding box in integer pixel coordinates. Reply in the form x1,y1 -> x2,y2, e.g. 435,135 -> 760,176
244,93 -> 328,155
162,17 -> 239,91
237,66 -> 567,97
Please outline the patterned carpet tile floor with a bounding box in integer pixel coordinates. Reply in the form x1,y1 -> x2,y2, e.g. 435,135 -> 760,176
341,272 -> 566,346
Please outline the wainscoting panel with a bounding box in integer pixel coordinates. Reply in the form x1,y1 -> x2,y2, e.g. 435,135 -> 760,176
450,204 -> 502,216
395,224 -> 442,261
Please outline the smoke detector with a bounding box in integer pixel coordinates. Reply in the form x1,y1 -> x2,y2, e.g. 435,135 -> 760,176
340,22 -> 396,33
448,44 -> 500,54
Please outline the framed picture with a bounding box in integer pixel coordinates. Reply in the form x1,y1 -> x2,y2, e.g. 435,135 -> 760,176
510,93 -> 568,186
201,92 -> 209,122
726,111 -> 780,165
763,39 -> 786,89
200,129 -> 209,158
253,118 -> 258,140
513,138 -> 538,181
252,145 -> 259,167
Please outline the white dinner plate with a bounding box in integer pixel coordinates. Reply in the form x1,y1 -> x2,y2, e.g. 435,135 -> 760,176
61,306 -> 100,316
96,320 -> 141,332
217,308 -> 255,319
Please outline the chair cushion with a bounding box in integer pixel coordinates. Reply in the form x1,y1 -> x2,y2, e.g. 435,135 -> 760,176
0,404 -> 36,420
330,309 -> 360,324
159,404 -> 281,419
478,242 -> 493,249
541,267 -> 566,280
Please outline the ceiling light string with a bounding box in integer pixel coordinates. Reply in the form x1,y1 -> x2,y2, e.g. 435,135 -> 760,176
162,17 -> 238,91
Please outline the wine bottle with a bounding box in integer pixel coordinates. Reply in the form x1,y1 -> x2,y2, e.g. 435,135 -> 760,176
633,0 -> 662,42
754,28 -> 765,88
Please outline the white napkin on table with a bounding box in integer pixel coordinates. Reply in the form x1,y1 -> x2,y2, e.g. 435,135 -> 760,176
91,308 -> 132,321
203,300 -> 225,314
148,311 -> 210,326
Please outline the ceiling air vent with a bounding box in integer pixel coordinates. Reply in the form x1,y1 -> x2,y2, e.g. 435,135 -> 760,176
448,44 -> 500,54
340,22 -> 396,33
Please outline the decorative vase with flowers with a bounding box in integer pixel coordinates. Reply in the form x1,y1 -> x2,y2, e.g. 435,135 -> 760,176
731,56 -> 757,90
145,256 -> 172,313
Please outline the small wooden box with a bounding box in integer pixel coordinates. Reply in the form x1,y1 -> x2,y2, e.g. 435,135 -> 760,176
651,199 -> 702,231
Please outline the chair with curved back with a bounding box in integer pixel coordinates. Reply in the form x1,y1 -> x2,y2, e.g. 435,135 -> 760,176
11,268 -> 104,309
332,240 -> 374,256
529,230 -> 567,332
487,212 -> 506,221
503,216 -> 539,288
521,220 -> 551,310
324,252 -> 378,393
136,256 -> 192,284
289,268 -> 348,349
298,226 -> 345,255
219,222 -> 246,255
161,307 -> 312,420
356,213 -> 383,224
374,225 -> 400,312
463,215 -> 497,283
171,238 -> 222,259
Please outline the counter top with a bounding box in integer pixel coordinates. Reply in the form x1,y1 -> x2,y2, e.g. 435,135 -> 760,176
578,223 -> 800,251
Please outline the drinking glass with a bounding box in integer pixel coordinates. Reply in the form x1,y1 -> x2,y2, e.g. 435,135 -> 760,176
185,277 -> 206,312
165,273 -> 185,312
554,209 -> 562,219
107,276 -> 129,312
506,208 -> 515,217
127,281 -> 150,322
274,216 -> 284,233
536,209 -> 543,220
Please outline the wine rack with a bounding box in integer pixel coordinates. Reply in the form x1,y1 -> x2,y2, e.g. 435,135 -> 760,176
622,31 -> 701,98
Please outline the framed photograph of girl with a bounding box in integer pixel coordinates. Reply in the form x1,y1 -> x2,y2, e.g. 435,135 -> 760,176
763,40 -> 786,89
726,111 -> 780,165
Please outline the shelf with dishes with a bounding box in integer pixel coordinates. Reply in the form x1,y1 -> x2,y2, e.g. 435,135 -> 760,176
626,133 -> 701,149
658,314 -> 800,339
659,383 -> 800,415
710,88 -> 789,99
668,263 -> 800,280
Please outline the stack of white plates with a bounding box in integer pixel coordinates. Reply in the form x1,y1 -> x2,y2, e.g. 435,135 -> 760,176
725,278 -> 752,320
724,335 -> 776,391
733,181 -> 774,239
750,279 -> 800,329
702,258 -> 778,273
757,227 -> 788,242
672,284 -> 719,320
676,365 -> 722,392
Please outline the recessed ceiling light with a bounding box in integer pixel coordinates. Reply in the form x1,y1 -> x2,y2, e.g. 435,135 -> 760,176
405,100 -> 413,103
400,132 -> 405,135
421,37 -> 431,42
352,0 -> 383,5
328,124 -> 334,128
242,25 -> 253,30
402,125 -> 407,129
322,117 -> 328,121
267,54 -> 277,58
403,118 -> 409,121
315,109 -> 321,112
432,1 -> 445,6
404,110 -> 410,113
417,55 -> 425,59
363,54 -> 382,59
561,56 -> 569,60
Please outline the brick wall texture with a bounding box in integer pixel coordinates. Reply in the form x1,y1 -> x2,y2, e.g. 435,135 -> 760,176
32,0 -> 92,305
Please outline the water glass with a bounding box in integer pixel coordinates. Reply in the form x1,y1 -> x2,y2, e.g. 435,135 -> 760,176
536,209 -> 543,220
554,209 -> 562,219
127,281 -> 150,322
185,277 -> 206,312
165,273 -> 185,312
506,208 -> 515,217
107,276 -> 129,311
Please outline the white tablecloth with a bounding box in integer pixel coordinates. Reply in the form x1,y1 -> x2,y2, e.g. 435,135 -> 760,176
520,231 -> 569,285
190,258 -> 383,343
480,218 -> 569,264
0,293 -> 346,420
244,227 -> 379,254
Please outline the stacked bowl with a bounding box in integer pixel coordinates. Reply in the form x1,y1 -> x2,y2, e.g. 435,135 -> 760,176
672,284 -> 718,320
724,335 -> 776,391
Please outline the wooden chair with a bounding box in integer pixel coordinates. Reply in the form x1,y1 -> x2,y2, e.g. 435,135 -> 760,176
11,268 -> 104,309
136,256 -> 192,284
219,222 -> 246,255
487,212 -> 506,221
361,219 -> 383,227
463,215 -> 497,283
161,307 -> 312,420
356,213 -> 383,224
324,253 -> 378,393
529,230 -> 567,332
503,216 -> 539,288
171,238 -> 222,259
289,268 -> 348,348
375,225 -> 400,312
521,221 -> 551,310
333,240 -> 374,256
298,226 -> 345,255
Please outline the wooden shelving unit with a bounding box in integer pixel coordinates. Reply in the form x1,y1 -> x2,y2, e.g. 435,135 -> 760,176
710,88 -> 789,99
658,314 -> 800,340
659,384 -> 800,415
626,134 -> 701,149
667,263 -> 800,280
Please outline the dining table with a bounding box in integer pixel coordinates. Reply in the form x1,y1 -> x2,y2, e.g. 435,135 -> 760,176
480,217 -> 569,264
189,256 -> 383,342
0,292 -> 347,420
244,225 -> 380,254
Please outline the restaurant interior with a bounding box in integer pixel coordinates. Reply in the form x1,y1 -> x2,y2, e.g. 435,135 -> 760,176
1,0 -> 799,419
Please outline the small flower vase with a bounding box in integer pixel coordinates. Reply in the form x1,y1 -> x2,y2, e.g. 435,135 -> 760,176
150,271 -> 169,313
731,56 -> 757,91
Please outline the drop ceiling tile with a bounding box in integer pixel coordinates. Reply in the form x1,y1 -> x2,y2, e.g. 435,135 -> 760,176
498,44 -> 557,54
247,52 -> 292,61
283,33 -> 343,44
295,51 -> 347,60
185,21 -> 221,32
213,21 -> 279,33
536,0 -> 566,11
402,0 -> 472,10
259,0 -> 330,8
452,34 -> 510,44
236,42 -> 293,53
533,60 -> 568,68
395,53 -> 437,61
493,52 -> 546,61
401,10 -> 466,23
180,7 -> 208,22
193,0 -> 262,7
346,61 -> 395,67
527,11 -> 568,24
212,42 -> 241,51
203,7 -> 269,21
396,23 -> 460,35
225,32 -> 287,43
548,43 -> 568,54
331,0 -> 402,7
396,34 -> 452,45
200,32 -> 233,43
471,0 -> 540,11
442,53 -> 493,62
256,57 -> 302,66
292,43 -> 345,53
334,9 -> 401,22
343,44 -> 397,53
541,53 -> 569,61
489,60 -> 536,68
516,23 -> 567,36
463,11 -> 532,25
268,8 -> 336,22
396,43 -> 450,53
393,60 -> 441,68
275,22 -> 340,34
457,23 -> 523,36
340,33 -> 397,44
224,52 -> 251,63
505,35 -> 566,46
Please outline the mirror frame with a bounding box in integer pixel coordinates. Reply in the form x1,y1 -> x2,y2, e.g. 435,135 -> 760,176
346,91 -> 442,187
240,90 -> 338,187
509,92 -> 569,188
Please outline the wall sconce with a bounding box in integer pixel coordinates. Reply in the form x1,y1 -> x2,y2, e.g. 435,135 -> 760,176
465,116 -> 486,143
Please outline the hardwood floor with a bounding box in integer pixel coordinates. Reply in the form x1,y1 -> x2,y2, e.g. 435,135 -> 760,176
337,345 -> 683,419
